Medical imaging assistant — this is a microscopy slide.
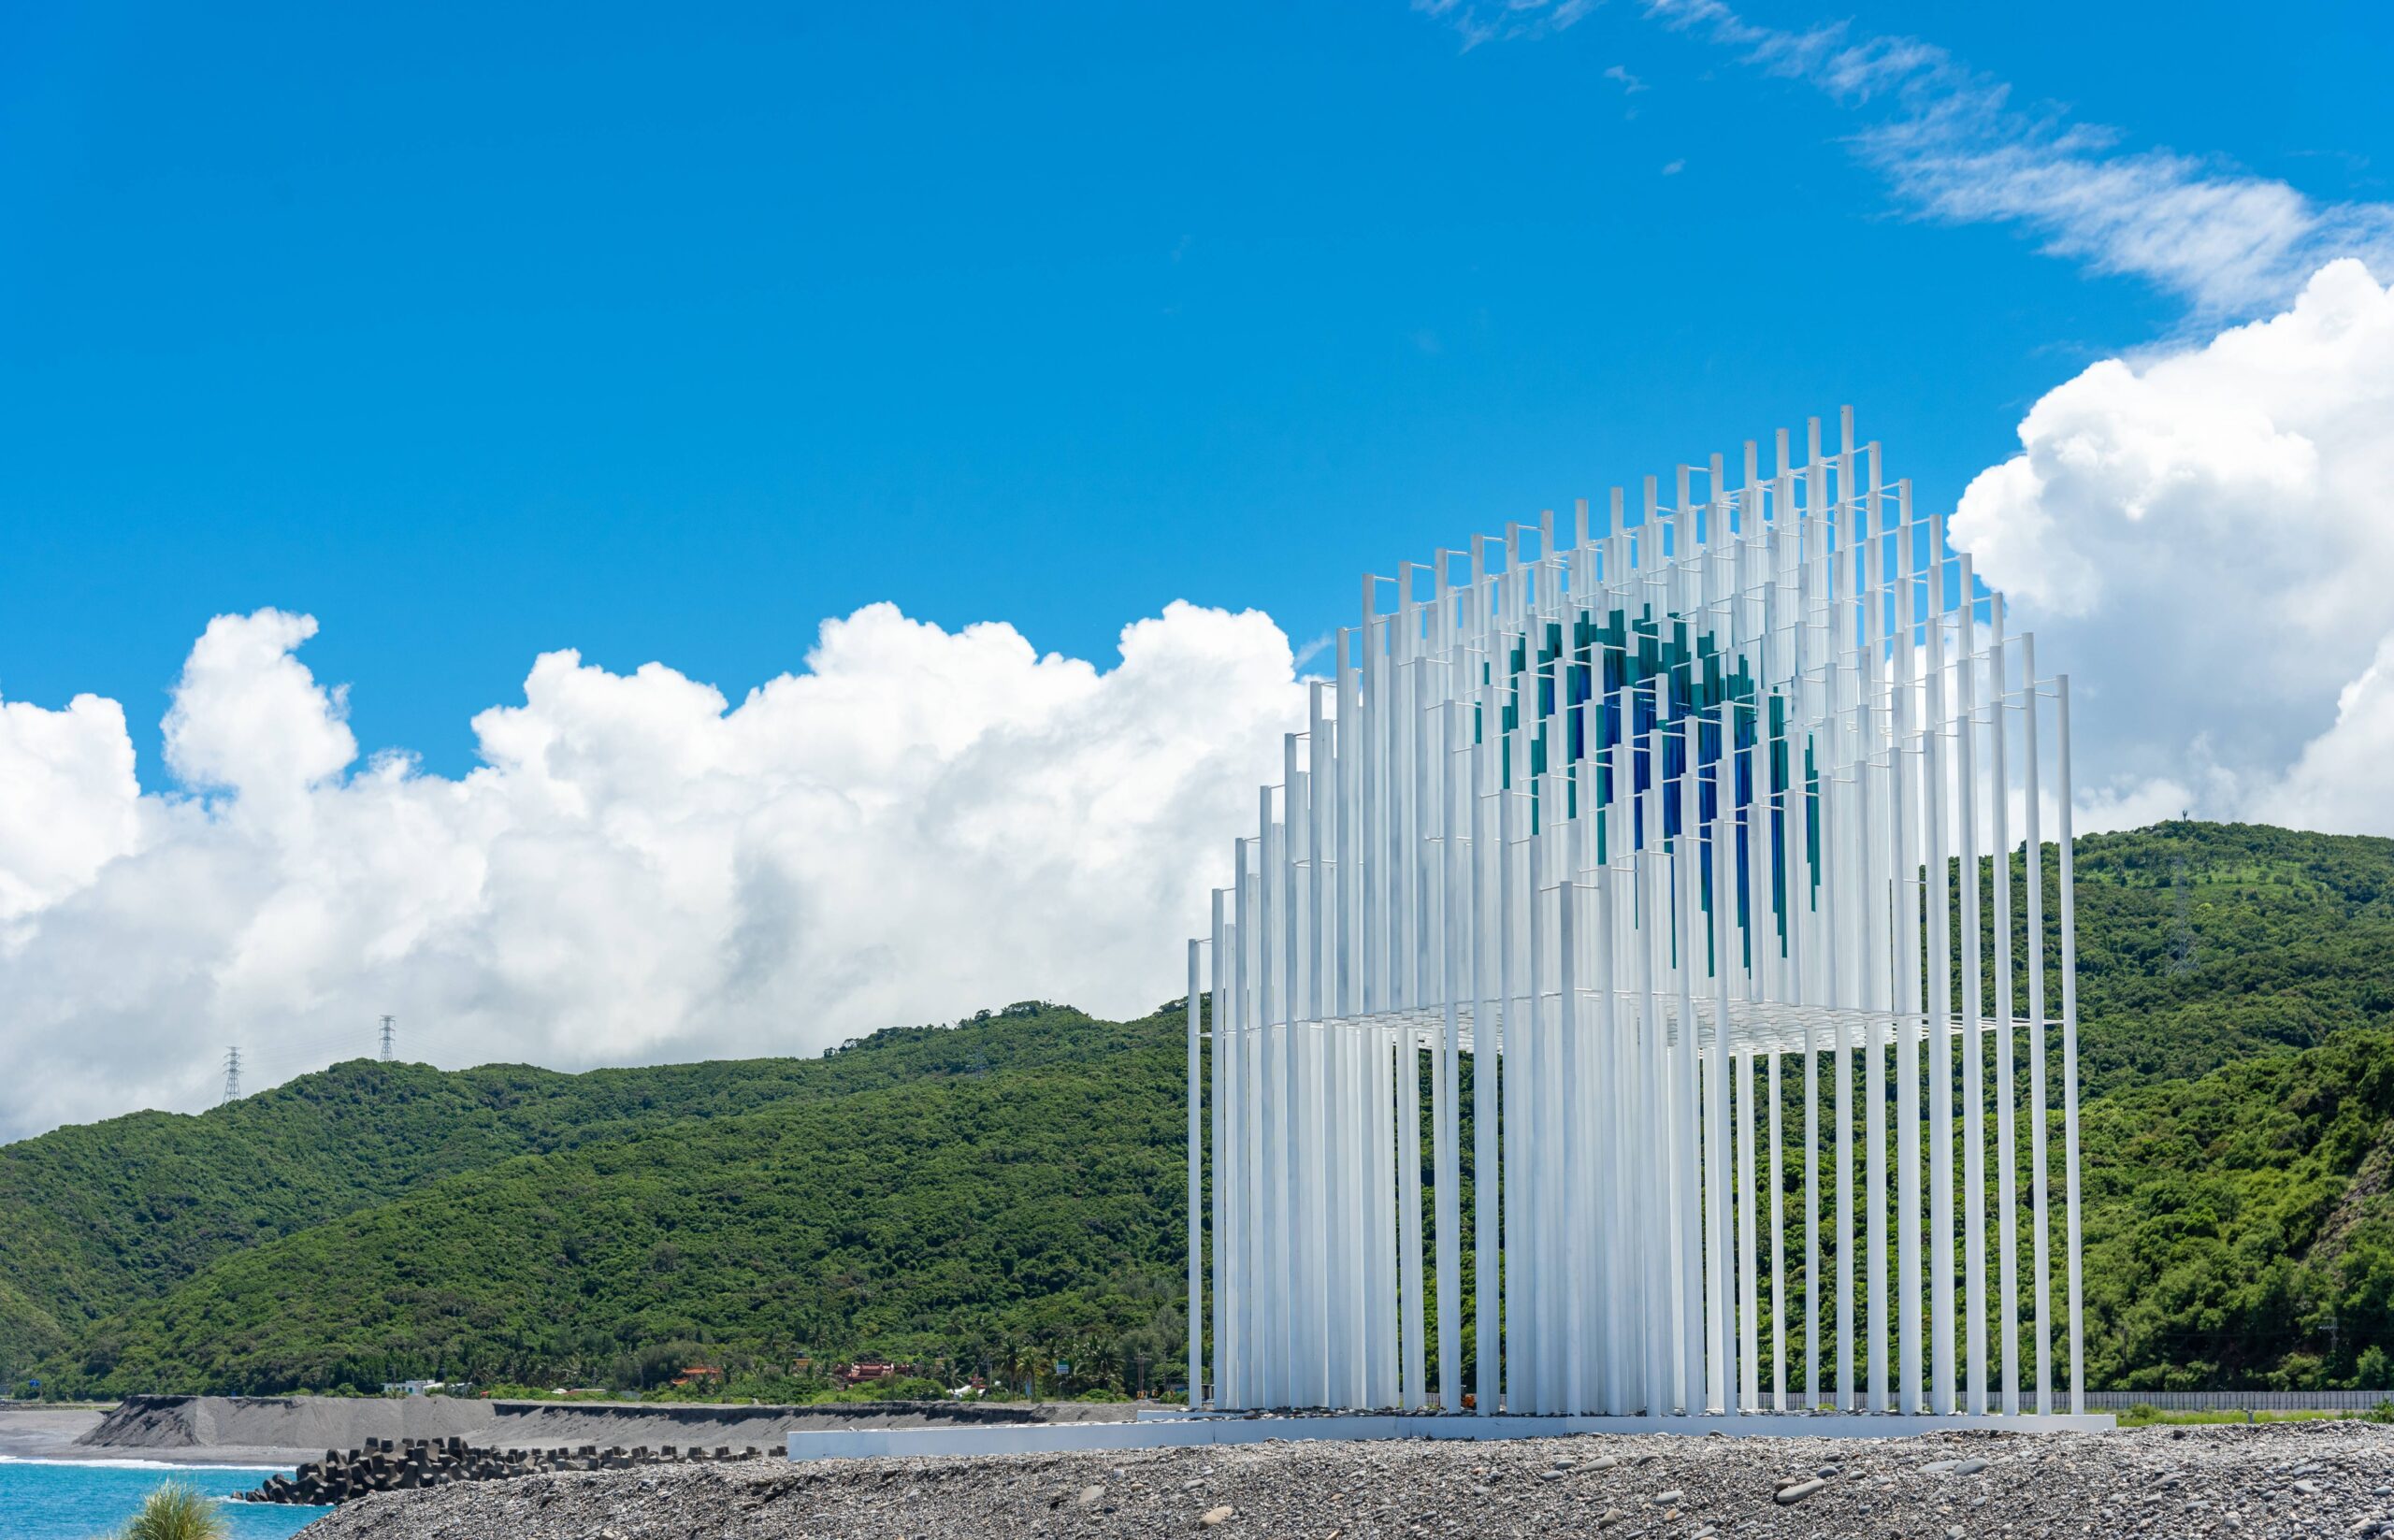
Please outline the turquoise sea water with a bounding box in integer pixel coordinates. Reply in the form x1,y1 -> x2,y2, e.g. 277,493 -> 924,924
0,1461 -> 324,1539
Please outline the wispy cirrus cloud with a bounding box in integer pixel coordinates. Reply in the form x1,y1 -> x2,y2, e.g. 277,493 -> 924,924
1411,0 -> 1599,51
1418,0 -> 2394,317
1409,0 -> 2394,847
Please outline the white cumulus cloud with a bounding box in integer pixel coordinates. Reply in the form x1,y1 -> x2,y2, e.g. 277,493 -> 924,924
1952,258 -> 2394,832
0,601 -> 1306,1140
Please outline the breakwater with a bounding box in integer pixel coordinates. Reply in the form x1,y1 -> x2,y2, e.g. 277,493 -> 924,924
241,1434 -> 771,1506
80,1394 -> 1140,1458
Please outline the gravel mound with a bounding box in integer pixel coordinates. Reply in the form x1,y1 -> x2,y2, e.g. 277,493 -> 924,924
296,1418 -> 2394,1538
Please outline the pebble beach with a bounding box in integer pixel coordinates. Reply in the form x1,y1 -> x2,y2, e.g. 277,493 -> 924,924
297,1418 -> 2394,1539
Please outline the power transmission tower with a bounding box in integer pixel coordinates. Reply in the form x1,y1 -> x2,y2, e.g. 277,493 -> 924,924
221,1046 -> 242,1104
379,1015 -> 396,1062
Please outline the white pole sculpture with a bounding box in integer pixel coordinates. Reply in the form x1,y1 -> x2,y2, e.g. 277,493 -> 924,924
1189,410 -> 2082,1420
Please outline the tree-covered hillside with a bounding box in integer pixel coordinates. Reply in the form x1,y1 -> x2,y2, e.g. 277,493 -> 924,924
4,823 -> 2390,1399
2067,822 -> 2394,1093
2084,1026 -> 2394,1389
0,1003 -> 1125,1372
53,1031 -> 1188,1398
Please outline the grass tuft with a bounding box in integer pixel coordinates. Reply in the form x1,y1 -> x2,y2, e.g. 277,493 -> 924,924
113,1481 -> 228,1540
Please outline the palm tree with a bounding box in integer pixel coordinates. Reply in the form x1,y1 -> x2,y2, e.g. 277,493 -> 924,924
116,1481 -> 228,1540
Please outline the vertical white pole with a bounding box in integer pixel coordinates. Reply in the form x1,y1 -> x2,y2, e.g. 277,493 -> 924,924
1768,1048 -> 1785,1410
1991,601 -> 2020,1416
1864,633 -> 1889,1411
1333,642 -> 1358,1408
1738,1049 -> 1759,1409
1344,1025 -> 1366,1408
1245,835 -> 1265,1407
1803,1022 -> 1819,1410
1375,1024 -> 1399,1407
1540,763 -> 1568,1413
1499,655 -> 1524,1413
1733,667 -> 1761,1412
1957,573 -> 1987,1417
1521,718 -> 1547,1414
1596,534 -> 1622,1416
1895,491 -> 1923,1415
1584,766 -> 1610,1414
1210,890 -> 1231,1409
1188,941 -> 1205,1410
1825,587 -> 1854,1414
1473,655 -> 1498,1415
1402,1020 -> 1426,1409
1293,766 -> 1318,1403
2023,633 -> 2050,1416
1437,700 -> 1464,1408
1340,631 -> 1358,1026
1285,738 -> 1314,1403
1802,415 -> 1830,1416
1831,769 -> 1854,1410
1926,529 -> 1955,1418
1262,793 -> 1288,1409
1362,589 -> 1381,1022
1676,727 -> 1707,1414
1707,757 -> 1734,1413
1309,686 -> 1333,1407
1641,833 -> 1672,1418
1558,858 -> 1584,1413
2057,675 -> 2084,1417
1862,439 -> 1888,1415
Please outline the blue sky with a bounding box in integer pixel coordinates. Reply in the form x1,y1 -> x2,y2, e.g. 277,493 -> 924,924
7,0 -> 2386,781
7,0 -> 2394,1131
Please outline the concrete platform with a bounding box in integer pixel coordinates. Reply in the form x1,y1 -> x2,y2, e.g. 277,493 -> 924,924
786,1409 -> 2114,1459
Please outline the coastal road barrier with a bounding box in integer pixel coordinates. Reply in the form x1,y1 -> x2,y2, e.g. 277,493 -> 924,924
786,1410 -> 2117,1460
2082,1390 -> 2394,1413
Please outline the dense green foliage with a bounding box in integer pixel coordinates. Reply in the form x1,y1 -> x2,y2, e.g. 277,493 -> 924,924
3,822 -> 2389,1398
2084,1026 -> 2394,1389
2065,822 -> 2394,1093
11,1007 -> 1190,1399
0,1003 -> 1128,1371
116,1482 -> 227,1540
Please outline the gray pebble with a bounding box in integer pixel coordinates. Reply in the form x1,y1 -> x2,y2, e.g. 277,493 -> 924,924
281,1417 -> 2394,1540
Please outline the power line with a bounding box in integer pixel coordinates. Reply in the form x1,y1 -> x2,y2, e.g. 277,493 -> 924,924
379,1015 -> 396,1062
221,1046 -> 242,1105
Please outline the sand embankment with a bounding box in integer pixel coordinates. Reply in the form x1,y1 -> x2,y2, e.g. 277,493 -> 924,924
75,1395 -> 1138,1460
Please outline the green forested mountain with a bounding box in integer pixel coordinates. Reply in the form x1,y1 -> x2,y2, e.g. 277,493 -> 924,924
5,822 -> 2391,1399
0,1005 -> 1135,1372
2066,822 -> 2394,1092
2084,1025 -> 2394,1389
51,1025 -> 1189,1398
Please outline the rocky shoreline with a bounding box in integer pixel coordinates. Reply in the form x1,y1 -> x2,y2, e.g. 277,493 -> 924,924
297,1418 -> 2394,1539
239,1434 -> 773,1505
